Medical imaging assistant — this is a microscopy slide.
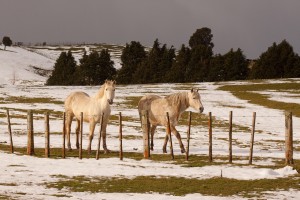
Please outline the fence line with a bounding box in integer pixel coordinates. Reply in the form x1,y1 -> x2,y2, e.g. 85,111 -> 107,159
1,109 -> 296,166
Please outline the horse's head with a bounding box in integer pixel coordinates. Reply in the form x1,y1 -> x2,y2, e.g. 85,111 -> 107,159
104,80 -> 116,105
188,88 -> 204,113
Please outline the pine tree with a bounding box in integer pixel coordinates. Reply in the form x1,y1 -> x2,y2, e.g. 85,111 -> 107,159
2,36 -> 12,50
77,49 -> 116,85
208,54 -> 225,81
134,39 -> 176,83
133,39 -> 162,83
186,28 -> 214,82
117,41 -> 146,84
223,48 -> 248,81
189,27 -> 214,49
46,51 -> 76,85
186,45 -> 212,82
249,40 -> 297,79
166,44 -> 191,83
97,49 -> 116,84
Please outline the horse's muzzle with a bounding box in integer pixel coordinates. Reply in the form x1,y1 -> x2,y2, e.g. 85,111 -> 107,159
108,99 -> 113,105
200,107 -> 204,113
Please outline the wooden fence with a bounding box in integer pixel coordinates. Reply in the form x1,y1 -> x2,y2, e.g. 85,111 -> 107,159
3,109 -> 295,165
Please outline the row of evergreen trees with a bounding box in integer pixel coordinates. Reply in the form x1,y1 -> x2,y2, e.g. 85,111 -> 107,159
46,27 -> 300,85
46,49 -> 116,85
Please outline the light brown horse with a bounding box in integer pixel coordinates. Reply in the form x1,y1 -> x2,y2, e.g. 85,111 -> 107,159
138,89 -> 204,153
64,80 -> 116,154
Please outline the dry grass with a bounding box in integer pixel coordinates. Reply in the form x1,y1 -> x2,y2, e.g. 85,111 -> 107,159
218,82 -> 300,117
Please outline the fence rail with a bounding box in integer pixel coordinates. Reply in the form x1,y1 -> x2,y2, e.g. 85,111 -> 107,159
1,108 -> 295,165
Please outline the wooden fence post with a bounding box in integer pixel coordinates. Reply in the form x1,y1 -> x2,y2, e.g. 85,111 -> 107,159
141,110 -> 150,159
249,112 -> 256,165
186,111 -> 192,161
27,110 -> 34,155
96,113 -> 104,160
208,112 -> 212,162
45,112 -> 50,158
229,111 -> 233,163
62,112 -> 66,159
79,112 -> 83,159
119,112 -> 123,161
166,112 -> 174,160
6,109 -> 14,153
285,112 -> 294,165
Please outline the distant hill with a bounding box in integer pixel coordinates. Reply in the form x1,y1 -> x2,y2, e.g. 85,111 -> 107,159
0,44 -> 124,86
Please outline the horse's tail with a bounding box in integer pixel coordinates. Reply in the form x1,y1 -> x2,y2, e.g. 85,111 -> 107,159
137,97 -> 145,128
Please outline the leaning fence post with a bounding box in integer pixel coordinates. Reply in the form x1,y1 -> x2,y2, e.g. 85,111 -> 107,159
79,112 -> 83,159
229,111 -> 233,163
249,112 -> 256,165
6,109 -> 14,153
285,111 -> 294,165
96,113 -> 104,160
27,110 -> 34,155
141,110 -> 150,159
62,112 -> 66,159
208,112 -> 212,162
166,112 -> 174,160
45,112 -> 50,158
186,111 -> 192,161
119,112 -> 123,161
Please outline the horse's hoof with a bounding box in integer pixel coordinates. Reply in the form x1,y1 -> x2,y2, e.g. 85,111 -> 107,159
163,149 -> 167,153
181,149 -> 186,153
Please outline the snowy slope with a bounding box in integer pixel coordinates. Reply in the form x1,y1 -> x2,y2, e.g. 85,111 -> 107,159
0,44 -> 124,86
0,45 -> 54,85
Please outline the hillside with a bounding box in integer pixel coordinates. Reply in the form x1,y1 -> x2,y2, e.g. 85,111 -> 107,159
0,44 -> 124,85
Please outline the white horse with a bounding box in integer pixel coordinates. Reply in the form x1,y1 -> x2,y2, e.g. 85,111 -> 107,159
64,80 -> 116,154
138,89 -> 204,153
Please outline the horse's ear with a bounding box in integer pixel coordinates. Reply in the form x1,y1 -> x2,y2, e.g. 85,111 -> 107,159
197,89 -> 199,92
191,88 -> 194,93
113,80 -> 116,85
105,79 -> 108,84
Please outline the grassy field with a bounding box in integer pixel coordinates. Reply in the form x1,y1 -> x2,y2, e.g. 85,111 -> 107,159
218,82 -> 300,117
1,144 -> 299,199
46,174 -> 300,198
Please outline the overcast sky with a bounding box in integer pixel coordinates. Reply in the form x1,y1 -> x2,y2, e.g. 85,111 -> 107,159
1,0 -> 299,58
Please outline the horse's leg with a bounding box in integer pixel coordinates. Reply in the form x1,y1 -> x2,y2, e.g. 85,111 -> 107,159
75,119 -> 80,149
163,126 -> 170,153
65,113 -> 73,151
87,120 -> 96,154
150,125 -> 156,151
171,125 -> 186,153
102,122 -> 110,154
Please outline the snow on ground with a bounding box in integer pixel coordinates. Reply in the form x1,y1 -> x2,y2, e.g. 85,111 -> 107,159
0,45 -> 300,199
0,45 -> 54,85
257,91 -> 300,104
0,152 -> 297,200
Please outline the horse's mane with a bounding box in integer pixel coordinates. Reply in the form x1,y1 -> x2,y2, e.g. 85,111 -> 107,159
95,84 -> 105,99
165,92 -> 188,109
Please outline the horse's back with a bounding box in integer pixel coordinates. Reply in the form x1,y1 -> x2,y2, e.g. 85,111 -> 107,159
138,95 -> 171,126
65,91 -> 90,114
138,95 -> 161,113
141,95 -> 182,126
